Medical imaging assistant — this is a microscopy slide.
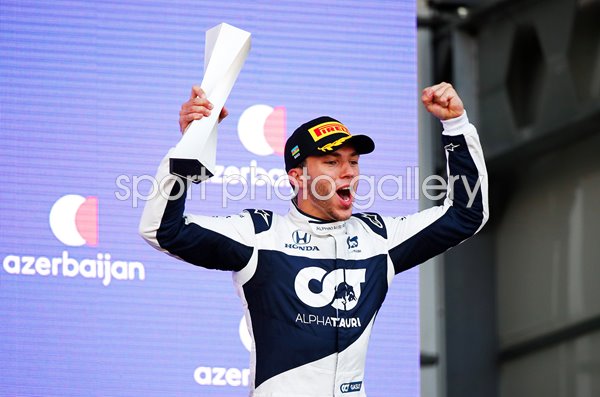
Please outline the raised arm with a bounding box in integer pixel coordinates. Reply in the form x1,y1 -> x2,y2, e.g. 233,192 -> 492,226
139,87 -> 253,271
386,83 -> 489,274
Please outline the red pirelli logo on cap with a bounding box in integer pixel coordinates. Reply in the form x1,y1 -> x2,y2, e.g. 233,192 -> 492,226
308,122 -> 350,142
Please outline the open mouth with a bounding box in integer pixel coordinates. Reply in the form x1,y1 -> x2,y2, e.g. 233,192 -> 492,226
336,186 -> 353,205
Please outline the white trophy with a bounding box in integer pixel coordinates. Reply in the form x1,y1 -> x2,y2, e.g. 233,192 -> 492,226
170,23 -> 251,183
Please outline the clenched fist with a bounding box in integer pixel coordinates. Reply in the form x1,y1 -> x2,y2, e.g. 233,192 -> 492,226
421,82 -> 464,121
179,85 -> 229,133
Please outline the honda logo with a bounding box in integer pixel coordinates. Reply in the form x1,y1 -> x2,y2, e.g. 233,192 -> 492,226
292,230 -> 311,245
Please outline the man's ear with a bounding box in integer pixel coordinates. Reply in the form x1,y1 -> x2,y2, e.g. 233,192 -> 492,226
288,168 -> 301,189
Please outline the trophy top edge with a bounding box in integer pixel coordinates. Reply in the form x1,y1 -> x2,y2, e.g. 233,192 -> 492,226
208,22 -> 251,39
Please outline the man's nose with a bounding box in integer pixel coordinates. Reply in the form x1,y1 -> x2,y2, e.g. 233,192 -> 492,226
340,161 -> 357,178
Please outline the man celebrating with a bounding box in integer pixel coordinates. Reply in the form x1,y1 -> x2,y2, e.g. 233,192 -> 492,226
140,82 -> 488,397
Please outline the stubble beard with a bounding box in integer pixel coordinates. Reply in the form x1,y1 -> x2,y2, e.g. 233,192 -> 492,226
309,179 -> 352,222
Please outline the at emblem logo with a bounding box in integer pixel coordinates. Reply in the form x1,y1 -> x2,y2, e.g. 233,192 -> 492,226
294,267 -> 366,311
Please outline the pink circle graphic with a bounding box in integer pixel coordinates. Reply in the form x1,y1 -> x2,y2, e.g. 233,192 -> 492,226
237,105 -> 286,156
49,195 -> 98,247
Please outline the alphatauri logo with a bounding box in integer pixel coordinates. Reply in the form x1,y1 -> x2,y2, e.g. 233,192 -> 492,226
340,381 -> 363,393
347,236 -> 358,249
294,267 -> 366,311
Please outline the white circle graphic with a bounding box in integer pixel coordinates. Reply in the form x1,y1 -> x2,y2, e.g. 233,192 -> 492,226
49,194 -> 87,246
239,316 -> 252,352
237,104 -> 275,156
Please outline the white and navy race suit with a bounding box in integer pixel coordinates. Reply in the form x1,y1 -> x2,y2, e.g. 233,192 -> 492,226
139,112 -> 489,397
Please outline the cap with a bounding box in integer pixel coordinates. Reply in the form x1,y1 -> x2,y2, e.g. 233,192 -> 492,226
284,116 -> 375,171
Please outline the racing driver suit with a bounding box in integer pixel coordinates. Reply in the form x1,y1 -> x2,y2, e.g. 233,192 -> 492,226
139,111 -> 489,396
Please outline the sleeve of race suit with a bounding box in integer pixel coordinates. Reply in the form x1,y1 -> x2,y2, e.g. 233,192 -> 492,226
385,111 -> 489,274
138,149 -> 255,271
